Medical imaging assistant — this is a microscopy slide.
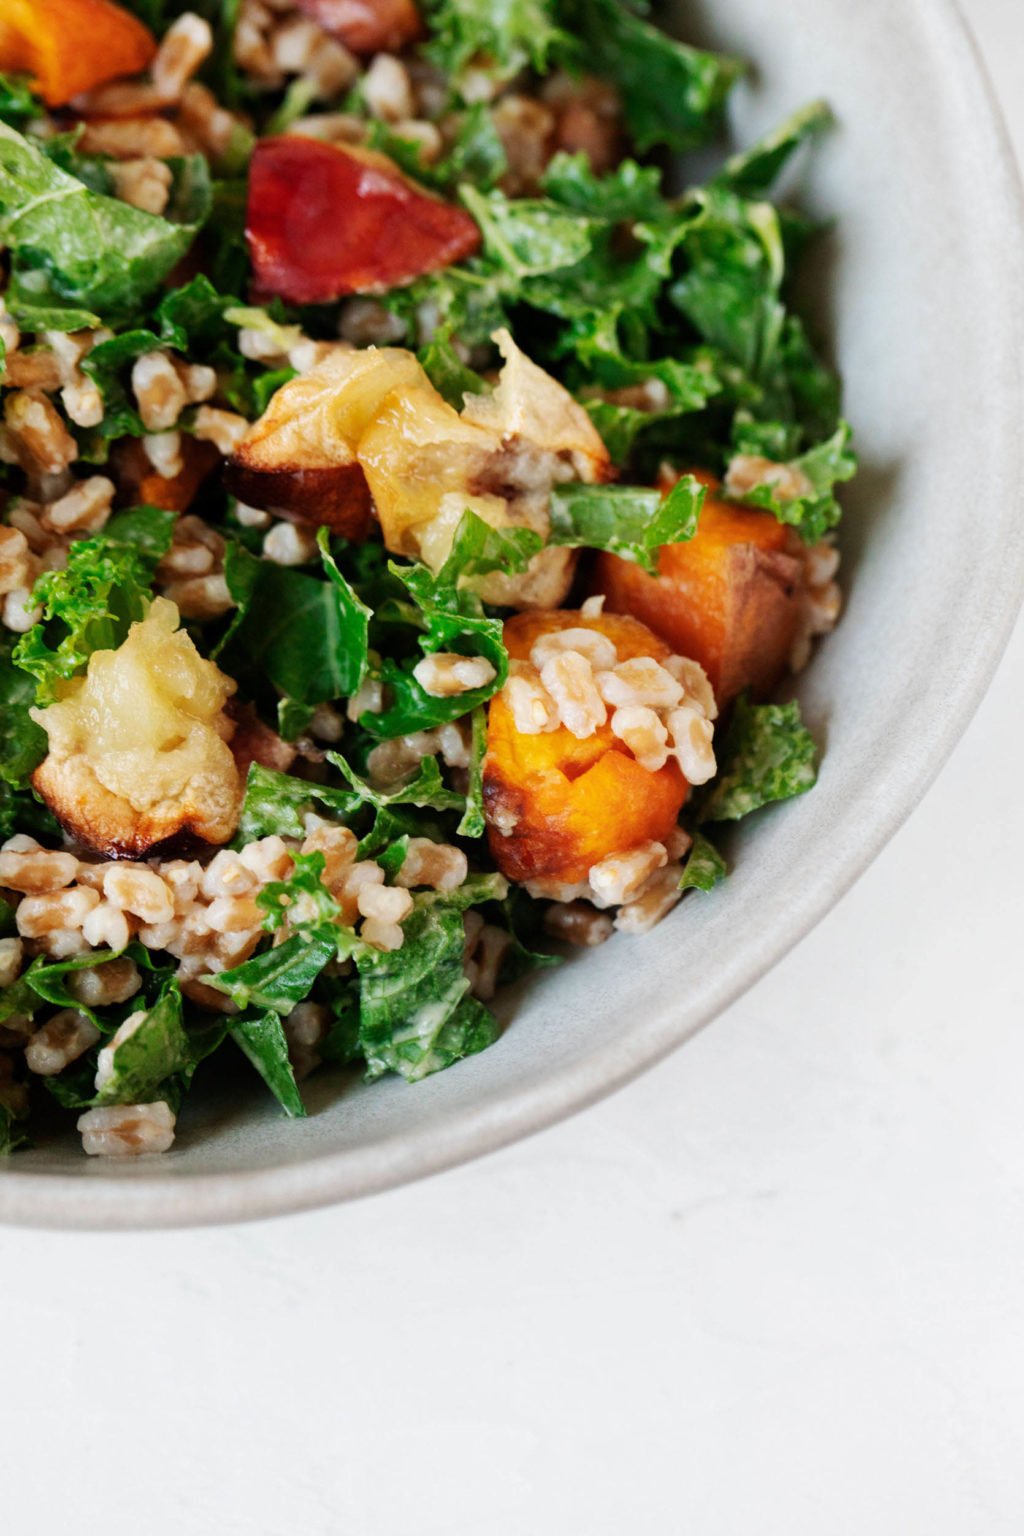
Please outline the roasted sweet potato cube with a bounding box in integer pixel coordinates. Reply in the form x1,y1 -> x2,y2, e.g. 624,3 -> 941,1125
113,436 -> 220,516
593,480 -> 802,706
0,0 -> 155,107
484,610 -> 688,886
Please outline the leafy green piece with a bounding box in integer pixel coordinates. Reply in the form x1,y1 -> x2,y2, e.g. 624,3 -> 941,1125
94,984 -> 191,1105
0,1098 -> 28,1155
81,330 -> 162,438
327,752 -> 465,817
700,696 -> 818,822
714,100 -> 833,199
423,0 -> 572,84
365,520 -> 517,738
319,982 -> 361,1066
0,74 -> 40,129
357,883 -> 506,1081
258,850 -> 343,936
728,420 -> 856,542
0,124 -> 209,327
460,185 -> 598,278
0,632 -> 46,788
419,334 -> 486,408
582,359 -> 721,464
678,831 -> 727,892
230,1009 -> 306,1118
204,932 -> 339,1014
458,706 -> 487,838
541,152 -> 667,222
670,187 -> 786,381
235,763 -> 359,844
13,516 -> 171,705
220,540 -> 368,706
548,473 -> 704,571
104,505 -> 178,561
437,103 -> 508,190
157,274 -> 237,348
317,528 -> 371,696
436,507 -> 543,589
563,0 -> 742,152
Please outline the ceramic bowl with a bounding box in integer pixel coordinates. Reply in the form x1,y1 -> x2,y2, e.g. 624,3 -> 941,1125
2,0 -> 1022,1228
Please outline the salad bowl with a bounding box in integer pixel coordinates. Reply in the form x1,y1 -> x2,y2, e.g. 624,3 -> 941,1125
0,0 -> 1022,1227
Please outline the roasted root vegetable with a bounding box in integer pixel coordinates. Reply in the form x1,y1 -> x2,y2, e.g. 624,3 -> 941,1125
31,598 -> 242,857
113,436 -> 220,516
594,474 -> 803,706
484,610 -> 689,886
293,0 -> 421,54
0,0 -> 156,107
226,330 -> 611,606
246,137 -> 481,306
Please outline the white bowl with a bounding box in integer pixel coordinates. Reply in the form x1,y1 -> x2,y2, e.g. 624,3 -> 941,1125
2,0 -> 1023,1228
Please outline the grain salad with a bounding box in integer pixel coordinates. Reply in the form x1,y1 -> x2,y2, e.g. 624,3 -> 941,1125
0,0 -> 853,1158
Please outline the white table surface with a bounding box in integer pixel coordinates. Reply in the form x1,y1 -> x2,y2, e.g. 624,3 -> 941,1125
5,3 -> 1024,1531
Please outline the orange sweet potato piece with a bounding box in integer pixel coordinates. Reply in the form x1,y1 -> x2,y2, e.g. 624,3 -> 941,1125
113,436 -> 221,516
593,474 -> 802,707
0,0 -> 156,107
484,610 -> 688,886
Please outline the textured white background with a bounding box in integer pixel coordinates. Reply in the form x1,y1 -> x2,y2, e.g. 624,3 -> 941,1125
4,3 -> 1024,1531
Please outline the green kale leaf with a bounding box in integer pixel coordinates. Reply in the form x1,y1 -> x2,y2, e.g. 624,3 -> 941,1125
219,534 -> 371,706
230,1009 -> 306,1117
678,831 -> 727,891
562,0 -> 742,152
94,983 -> 192,1105
0,124 -> 210,327
700,695 -> 818,822
548,473 -> 705,571
13,511 -> 174,705
423,0 -> 572,84
727,420 -> 856,542
357,881 -> 507,1081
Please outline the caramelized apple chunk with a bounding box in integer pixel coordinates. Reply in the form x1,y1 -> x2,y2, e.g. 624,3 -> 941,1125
223,347 -> 422,533
483,610 -> 693,887
593,472 -> 804,706
247,137 -> 481,306
31,598 -> 242,857
226,330 -> 612,608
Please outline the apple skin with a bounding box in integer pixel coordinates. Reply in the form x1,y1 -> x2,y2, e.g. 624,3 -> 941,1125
292,0 -> 421,53
246,137 -> 481,306
222,457 -> 375,540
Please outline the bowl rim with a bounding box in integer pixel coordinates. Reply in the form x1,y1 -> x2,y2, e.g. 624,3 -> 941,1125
2,0 -> 1023,1229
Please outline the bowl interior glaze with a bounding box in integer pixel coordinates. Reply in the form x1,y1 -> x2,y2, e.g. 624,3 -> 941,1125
2,0 -> 1022,1227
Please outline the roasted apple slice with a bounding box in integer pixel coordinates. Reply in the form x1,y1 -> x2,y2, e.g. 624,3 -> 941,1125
32,598 -> 242,857
484,610 -> 689,886
227,333 -> 612,607
0,0 -> 155,106
463,328 -> 612,486
593,472 -> 803,706
223,345 -> 423,532
247,137 -> 481,306
293,0 -> 421,54
360,330 -> 610,604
